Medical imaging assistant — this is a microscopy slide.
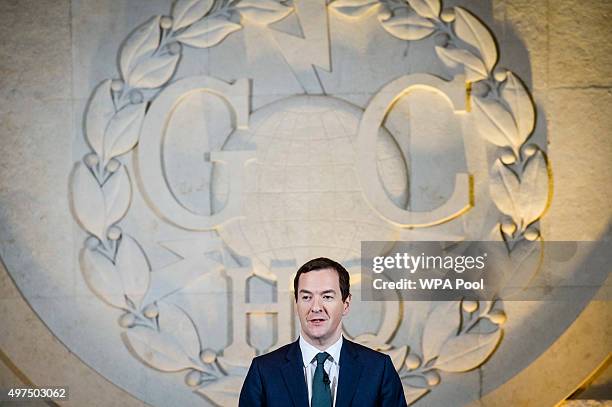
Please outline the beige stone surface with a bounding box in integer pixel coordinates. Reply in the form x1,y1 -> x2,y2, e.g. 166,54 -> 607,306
0,349 -> 46,407
0,261 -> 146,407
544,89 -> 612,240
0,0 -> 75,301
0,0 -> 144,405
0,260 -> 18,301
575,362 -> 612,400
475,297 -> 611,406
0,0 -> 71,101
549,0 -> 612,88
501,0 -> 612,89
503,0 -> 549,90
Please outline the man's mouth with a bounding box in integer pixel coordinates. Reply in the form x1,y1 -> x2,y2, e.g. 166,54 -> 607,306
308,318 -> 327,325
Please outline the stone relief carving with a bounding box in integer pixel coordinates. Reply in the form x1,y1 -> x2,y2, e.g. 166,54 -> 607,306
70,0 -> 551,405
137,76 -> 253,230
356,73 -> 471,227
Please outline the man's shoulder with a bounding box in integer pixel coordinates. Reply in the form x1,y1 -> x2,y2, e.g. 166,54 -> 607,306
251,338 -> 392,367
343,339 -> 391,364
252,341 -> 296,367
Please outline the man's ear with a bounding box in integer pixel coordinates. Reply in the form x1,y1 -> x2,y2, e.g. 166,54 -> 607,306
342,293 -> 352,315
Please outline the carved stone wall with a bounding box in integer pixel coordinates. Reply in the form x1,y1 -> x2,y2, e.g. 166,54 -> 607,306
0,0 -> 610,406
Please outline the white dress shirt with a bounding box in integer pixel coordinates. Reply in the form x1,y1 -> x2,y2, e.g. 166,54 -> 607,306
299,335 -> 343,407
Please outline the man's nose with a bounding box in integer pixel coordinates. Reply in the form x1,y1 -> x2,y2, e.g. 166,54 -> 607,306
310,296 -> 323,312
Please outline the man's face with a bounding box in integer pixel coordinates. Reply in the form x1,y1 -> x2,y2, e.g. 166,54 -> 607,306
296,268 -> 350,348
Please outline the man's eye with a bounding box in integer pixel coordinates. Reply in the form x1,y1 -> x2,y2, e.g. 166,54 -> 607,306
323,295 -> 333,300
302,296 -> 311,301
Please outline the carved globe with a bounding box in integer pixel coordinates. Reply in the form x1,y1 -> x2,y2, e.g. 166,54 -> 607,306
215,95 -> 409,271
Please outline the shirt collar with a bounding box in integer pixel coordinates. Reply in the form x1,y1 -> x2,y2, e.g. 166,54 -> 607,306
299,334 -> 343,367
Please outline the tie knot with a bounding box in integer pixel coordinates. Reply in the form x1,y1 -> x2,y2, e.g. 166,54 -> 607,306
315,352 -> 329,365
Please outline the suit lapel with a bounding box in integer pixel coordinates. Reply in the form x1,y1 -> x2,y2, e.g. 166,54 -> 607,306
335,339 -> 364,407
281,340 -> 309,407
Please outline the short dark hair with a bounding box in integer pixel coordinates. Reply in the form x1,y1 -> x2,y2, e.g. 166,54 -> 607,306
293,257 -> 350,302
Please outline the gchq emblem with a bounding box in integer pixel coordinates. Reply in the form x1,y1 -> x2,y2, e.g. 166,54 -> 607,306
71,0 -> 549,405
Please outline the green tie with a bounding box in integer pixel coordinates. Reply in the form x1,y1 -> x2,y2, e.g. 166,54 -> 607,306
311,352 -> 332,407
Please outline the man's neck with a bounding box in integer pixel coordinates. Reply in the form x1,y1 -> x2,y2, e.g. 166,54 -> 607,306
301,331 -> 342,351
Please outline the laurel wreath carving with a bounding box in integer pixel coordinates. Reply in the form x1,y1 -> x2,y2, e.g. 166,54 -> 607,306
331,0 -> 551,242
71,0 -> 549,405
72,1 -> 293,404
329,0 -> 550,401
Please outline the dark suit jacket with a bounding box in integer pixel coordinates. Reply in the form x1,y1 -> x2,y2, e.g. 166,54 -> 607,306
239,338 -> 407,407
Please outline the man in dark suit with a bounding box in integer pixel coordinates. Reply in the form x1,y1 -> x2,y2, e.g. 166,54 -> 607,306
239,257 -> 407,407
